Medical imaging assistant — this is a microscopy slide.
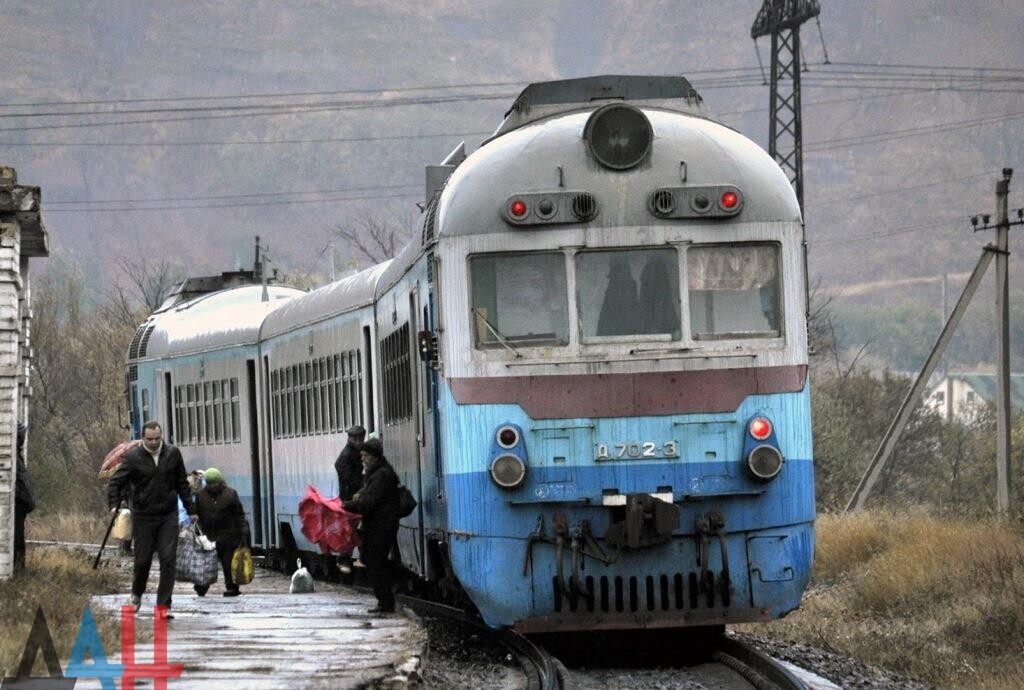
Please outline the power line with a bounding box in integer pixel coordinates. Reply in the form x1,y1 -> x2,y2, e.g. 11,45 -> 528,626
0,92 -> 516,133
806,111 -> 1024,153
0,90 -> 519,119
0,80 -> 529,109
0,130 -> 493,148
4,61 -> 1015,112
827,60 -> 1024,74
47,183 -> 421,205
44,190 -> 420,213
812,170 -> 1001,205
809,216 -> 965,248
0,67 -> 780,111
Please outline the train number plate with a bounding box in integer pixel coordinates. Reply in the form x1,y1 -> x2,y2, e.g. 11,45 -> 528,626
595,441 -> 679,461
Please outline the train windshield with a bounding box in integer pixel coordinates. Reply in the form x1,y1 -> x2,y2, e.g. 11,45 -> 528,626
687,244 -> 781,339
470,252 -> 569,347
577,248 -> 680,340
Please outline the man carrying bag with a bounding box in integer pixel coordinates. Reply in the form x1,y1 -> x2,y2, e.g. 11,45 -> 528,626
107,421 -> 192,617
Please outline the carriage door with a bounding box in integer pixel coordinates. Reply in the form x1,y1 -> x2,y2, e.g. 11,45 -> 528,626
261,355 -> 276,547
163,372 -> 175,444
246,359 -> 264,546
405,290 -> 426,576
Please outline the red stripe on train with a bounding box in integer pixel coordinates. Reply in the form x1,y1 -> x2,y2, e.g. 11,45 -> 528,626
448,365 -> 807,419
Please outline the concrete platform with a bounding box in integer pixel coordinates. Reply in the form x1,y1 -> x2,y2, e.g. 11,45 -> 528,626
84,565 -> 425,689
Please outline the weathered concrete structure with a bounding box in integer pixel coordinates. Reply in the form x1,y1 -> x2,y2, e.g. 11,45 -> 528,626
0,166 -> 49,580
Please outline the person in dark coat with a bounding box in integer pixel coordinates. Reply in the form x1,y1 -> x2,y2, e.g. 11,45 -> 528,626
107,420 -> 191,615
13,423 -> 35,571
334,425 -> 366,574
334,425 -> 366,502
193,467 -> 251,597
343,437 -> 401,613
596,255 -> 641,336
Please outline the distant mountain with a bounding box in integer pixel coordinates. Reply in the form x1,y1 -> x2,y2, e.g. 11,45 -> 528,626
1,1 -> 1021,369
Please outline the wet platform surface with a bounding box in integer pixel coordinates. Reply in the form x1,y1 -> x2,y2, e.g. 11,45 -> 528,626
85,565 -> 425,689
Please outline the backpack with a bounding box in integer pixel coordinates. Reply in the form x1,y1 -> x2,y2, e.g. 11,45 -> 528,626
397,485 -> 417,518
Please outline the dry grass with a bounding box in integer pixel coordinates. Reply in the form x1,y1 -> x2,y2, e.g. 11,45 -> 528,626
26,510 -> 110,544
0,547 -> 126,679
748,510 -> 1024,689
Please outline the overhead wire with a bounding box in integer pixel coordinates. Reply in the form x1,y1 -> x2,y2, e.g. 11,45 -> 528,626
44,190 -> 420,213
809,216 -> 966,248
0,92 -> 517,132
813,170 -> 1001,205
805,111 -> 1024,153
47,183 -> 421,205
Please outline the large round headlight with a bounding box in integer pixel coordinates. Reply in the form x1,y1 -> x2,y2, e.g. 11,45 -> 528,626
747,444 -> 783,481
490,454 -> 527,489
584,104 -> 653,170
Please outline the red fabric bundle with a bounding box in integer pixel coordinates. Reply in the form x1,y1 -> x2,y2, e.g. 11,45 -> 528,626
298,485 -> 362,555
98,439 -> 141,480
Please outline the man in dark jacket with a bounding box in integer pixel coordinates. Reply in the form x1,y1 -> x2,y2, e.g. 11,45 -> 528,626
334,425 -> 365,502
13,423 -> 34,571
333,425 -> 365,574
108,420 -> 191,615
194,467 -> 251,597
343,437 -> 401,613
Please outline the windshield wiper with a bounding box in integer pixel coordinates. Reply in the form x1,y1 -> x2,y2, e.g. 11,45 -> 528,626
472,308 -> 523,359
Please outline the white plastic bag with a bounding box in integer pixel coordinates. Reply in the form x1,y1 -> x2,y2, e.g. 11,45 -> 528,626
290,558 -> 314,594
110,508 -> 132,541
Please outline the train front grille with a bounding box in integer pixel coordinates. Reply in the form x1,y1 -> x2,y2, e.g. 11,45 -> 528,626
551,571 -> 732,614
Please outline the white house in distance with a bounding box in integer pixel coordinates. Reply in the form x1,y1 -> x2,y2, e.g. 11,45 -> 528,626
925,373 -> 1024,423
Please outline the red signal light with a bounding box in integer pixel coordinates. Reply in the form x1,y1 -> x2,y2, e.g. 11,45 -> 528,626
509,199 -> 528,217
721,191 -> 739,209
498,427 -> 518,448
749,417 -> 772,441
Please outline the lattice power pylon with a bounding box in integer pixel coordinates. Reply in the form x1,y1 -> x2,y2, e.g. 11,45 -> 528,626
751,0 -> 821,212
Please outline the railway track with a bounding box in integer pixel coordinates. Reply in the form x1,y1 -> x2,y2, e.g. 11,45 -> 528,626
712,635 -> 809,690
398,592 -> 808,690
397,594 -> 566,690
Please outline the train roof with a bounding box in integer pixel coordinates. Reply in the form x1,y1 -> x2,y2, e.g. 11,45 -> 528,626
489,75 -> 706,140
260,260 -> 393,339
139,285 -> 303,359
437,101 -> 800,238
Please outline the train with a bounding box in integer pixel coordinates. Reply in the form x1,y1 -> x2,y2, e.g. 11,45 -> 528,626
125,75 -> 814,633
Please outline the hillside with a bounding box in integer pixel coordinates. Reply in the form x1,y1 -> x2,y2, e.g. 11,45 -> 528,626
0,0 -> 1022,369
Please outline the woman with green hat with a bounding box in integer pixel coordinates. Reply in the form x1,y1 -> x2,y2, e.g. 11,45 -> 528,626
194,467 -> 251,597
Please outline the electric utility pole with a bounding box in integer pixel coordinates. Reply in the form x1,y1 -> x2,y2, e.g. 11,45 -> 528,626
978,166 -> 1011,509
847,169 -> 1023,513
751,0 -> 821,212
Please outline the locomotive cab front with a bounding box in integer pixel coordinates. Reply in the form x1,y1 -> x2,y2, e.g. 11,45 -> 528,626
429,75 -> 814,632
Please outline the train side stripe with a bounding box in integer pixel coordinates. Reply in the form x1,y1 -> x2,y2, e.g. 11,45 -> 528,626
448,365 -> 807,418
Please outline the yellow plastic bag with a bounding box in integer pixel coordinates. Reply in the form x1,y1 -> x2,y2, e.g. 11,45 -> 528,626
110,509 -> 132,541
231,546 -> 254,586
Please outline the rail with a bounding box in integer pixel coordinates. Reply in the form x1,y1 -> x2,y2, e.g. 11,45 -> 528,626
714,635 -> 809,690
396,594 -> 566,690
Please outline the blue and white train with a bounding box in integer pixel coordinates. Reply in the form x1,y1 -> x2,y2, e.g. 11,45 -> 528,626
126,75 -> 814,633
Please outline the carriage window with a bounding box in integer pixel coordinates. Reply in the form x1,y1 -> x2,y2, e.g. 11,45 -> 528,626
687,244 -> 781,339
577,248 -> 680,339
470,252 -> 568,348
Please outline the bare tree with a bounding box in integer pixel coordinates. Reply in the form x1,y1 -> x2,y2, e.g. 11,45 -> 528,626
330,212 -> 414,267
119,257 -> 182,313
